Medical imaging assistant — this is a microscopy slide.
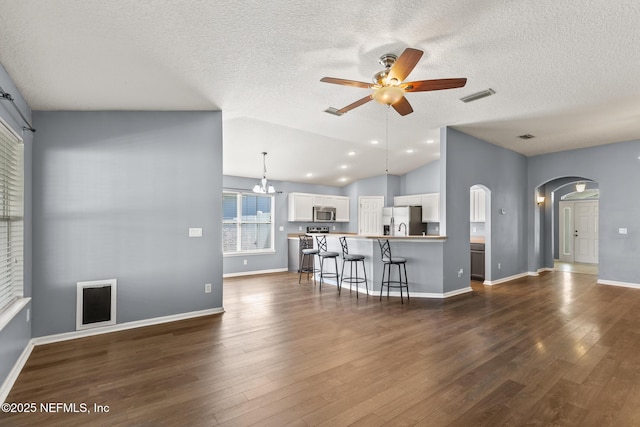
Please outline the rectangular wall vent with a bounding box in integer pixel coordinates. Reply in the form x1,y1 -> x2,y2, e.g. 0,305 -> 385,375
324,107 -> 344,116
76,279 -> 117,330
460,88 -> 495,103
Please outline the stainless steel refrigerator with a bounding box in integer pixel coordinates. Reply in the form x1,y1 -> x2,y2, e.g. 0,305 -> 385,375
382,206 -> 427,236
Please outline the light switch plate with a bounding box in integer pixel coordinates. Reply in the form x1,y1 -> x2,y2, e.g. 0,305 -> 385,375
189,228 -> 203,237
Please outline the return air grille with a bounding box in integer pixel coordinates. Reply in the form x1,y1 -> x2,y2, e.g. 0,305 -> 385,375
460,88 -> 495,103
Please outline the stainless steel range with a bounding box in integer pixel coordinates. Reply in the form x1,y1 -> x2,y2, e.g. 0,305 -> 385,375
306,226 -> 329,233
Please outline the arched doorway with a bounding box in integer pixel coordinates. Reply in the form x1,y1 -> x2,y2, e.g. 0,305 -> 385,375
536,177 -> 599,275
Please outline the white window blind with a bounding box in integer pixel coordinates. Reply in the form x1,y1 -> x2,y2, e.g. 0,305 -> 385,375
0,121 -> 23,315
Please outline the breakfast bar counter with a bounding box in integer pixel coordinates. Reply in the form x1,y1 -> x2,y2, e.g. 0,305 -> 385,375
288,233 -> 451,298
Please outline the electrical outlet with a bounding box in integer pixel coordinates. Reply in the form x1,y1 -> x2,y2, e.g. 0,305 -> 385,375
26,308 -> 30,322
205,283 -> 212,293
279,226 -> 284,231
243,259 -> 247,265
498,263 -> 501,270
457,268 -> 463,277
298,226 -> 302,231
472,226 -> 477,233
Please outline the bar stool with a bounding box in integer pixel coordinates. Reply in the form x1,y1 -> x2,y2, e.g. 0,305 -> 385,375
315,235 -> 340,292
339,237 -> 368,298
377,239 -> 409,304
298,235 -> 318,284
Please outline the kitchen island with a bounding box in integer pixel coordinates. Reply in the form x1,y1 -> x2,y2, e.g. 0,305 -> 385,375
287,233 -> 466,298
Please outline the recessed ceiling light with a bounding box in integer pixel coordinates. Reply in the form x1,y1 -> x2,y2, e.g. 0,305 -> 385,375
306,172 -> 313,178
371,140 -> 379,145
426,139 -> 435,144
340,164 -> 348,169
339,177 -> 348,182
347,151 -> 356,156
406,149 -> 414,154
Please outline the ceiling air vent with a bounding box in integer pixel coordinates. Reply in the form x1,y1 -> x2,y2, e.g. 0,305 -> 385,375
518,134 -> 536,140
324,107 -> 344,116
460,88 -> 495,103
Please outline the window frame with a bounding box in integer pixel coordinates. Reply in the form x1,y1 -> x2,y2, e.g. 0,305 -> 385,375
0,116 -> 27,331
222,191 -> 275,256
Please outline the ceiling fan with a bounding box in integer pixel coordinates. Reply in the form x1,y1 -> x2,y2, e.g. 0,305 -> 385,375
321,48 -> 467,116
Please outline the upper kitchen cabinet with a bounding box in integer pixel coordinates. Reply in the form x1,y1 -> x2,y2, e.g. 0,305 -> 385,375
421,193 -> 440,222
288,192 -> 349,222
470,188 -> 486,222
288,192 -> 314,222
394,194 -> 422,206
333,196 -> 350,222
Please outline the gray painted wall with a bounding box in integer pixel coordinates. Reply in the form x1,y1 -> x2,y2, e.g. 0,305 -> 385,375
0,62 -> 32,389
400,159 -> 440,195
528,139 -> 640,283
222,175 -> 347,275
442,128 -> 529,292
31,111 -> 223,337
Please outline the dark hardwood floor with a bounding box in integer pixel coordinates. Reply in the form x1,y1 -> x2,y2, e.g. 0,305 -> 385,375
3,271 -> 640,426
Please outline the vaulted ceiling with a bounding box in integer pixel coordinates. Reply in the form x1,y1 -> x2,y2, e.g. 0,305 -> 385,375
1,1 -> 639,186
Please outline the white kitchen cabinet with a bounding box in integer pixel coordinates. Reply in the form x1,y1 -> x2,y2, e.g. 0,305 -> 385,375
288,192 -> 314,222
470,188 -> 486,222
289,192 -> 350,222
421,193 -> 440,222
333,196 -> 350,222
394,194 -> 422,206
313,195 -> 327,206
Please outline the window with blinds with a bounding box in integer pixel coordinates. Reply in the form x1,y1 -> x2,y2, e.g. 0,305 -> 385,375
222,192 -> 274,254
0,121 -> 23,315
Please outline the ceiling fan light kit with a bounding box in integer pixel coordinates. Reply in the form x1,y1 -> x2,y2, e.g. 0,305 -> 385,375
372,85 -> 405,105
321,47 -> 467,116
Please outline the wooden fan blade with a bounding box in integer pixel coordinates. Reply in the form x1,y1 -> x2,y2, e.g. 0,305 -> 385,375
392,96 -> 413,116
388,48 -> 424,83
320,77 -> 372,89
402,78 -> 467,92
337,95 -> 373,114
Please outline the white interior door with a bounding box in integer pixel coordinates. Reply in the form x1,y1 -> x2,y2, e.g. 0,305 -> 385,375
574,201 -> 599,264
559,200 -> 598,264
358,196 -> 384,235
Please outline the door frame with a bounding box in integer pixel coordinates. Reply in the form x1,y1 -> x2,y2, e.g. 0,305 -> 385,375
559,200 -> 599,264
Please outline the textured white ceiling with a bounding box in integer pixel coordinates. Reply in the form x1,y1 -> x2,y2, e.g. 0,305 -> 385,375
1,0 -> 639,186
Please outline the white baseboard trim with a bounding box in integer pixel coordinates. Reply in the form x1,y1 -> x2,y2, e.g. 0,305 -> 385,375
484,272 -> 529,286
597,279 -> 640,289
0,340 -> 34,404
369,286 -> 473,299
32,307 -> 225,346
315,277 -> 472,299
223,268 -> 288,278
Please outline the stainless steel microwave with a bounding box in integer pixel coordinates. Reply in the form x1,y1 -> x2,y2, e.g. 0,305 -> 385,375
313,206 -> 336,222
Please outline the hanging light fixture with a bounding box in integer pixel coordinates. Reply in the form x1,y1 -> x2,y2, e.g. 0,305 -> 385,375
575,182 -> 586,192
252,152 -> 276,194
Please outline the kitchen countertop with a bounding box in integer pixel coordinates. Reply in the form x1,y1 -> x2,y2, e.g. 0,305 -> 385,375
470,236 -> 486,244
288,232 -> 446,241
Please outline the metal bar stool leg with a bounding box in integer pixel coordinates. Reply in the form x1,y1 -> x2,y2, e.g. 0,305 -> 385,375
362,260 -> 368,296
335,256 -> 340,295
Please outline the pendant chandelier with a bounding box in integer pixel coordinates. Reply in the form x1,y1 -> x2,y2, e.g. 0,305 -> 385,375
252,152 -> 276,194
